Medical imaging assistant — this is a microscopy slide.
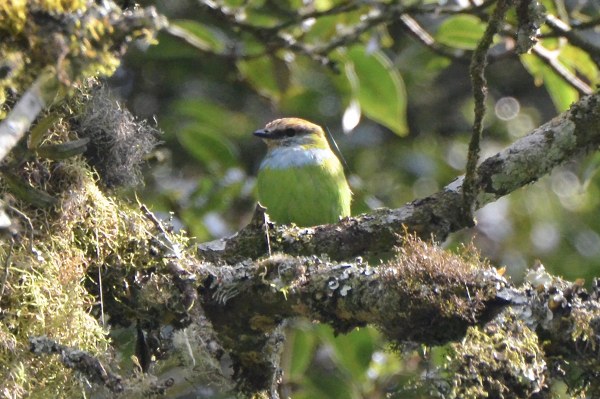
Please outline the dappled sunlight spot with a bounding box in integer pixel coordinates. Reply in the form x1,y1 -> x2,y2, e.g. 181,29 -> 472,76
551,170 -> 580,197
445,141 -> 467,170
574,229 -> 600,258
365,195 -> 385,209
475,198 -> 512,242
530,222 -> 560,254
494,96 -> 520,121
551,170 -> 586,211
412,177 -> 439,198
342,99 -> 361,133
507,113 -> 536,139
404,153 -> 436,176
480,140 -> 505,159
500,251 -> 528,280
223,167 -> 245,184
203,211 -> 231,237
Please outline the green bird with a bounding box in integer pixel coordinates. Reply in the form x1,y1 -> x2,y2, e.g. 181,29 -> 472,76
254,118 -> 351,227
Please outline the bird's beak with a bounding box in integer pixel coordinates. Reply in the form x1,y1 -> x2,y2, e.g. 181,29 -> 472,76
253,129 -> 272,139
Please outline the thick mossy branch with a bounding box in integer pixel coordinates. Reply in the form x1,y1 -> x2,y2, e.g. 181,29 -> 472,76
202,237 -> 503,336
96,234 -> 507,394
200,94 -> 600,263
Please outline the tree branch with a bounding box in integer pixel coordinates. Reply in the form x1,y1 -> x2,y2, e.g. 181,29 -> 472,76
532,43 -> 594,95
29,336 -> 123,393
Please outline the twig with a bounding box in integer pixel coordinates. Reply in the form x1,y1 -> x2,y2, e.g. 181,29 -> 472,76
140,202 -> 168,235
542,14 -> 600,67
571,15 -> 600,31
462,0 -> 511,222
7,204 -> 35,252
198,0 -> 336,68
0,239 -> 14,300
29,336 -> 124,393
270,1 -> 360,31
399,14 -> 470,62
532,43 -> 594,95
0,69 -> 60,163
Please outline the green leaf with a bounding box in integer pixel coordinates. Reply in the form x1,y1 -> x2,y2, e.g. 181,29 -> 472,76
346,46 -> 408,136
171,99 -> 253,138
521,53 -> 579,112
168,20 -> 227,53
237,56 -> 290,100
35,138 -> 90,160
3,172 -> 57,208
177,124 -> 237,170
436,15 -> 486,50
559,45 -> 598,87
288,328 -> 316,378
28,114 -> 59,149
328,327 -> 378,379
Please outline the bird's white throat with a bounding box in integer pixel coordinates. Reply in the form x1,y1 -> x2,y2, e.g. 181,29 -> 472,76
260,146 -> 336,169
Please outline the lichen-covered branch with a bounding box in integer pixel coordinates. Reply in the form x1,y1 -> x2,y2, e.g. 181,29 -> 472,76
0,70 -> 59,162
106,232 -> 600,397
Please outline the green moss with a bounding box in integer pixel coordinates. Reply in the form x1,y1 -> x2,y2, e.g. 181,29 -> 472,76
0,0 -> 162,120
446,310 -> 547,399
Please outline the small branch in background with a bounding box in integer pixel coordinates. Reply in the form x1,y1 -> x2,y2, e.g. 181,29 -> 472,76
543,14 -> 600,67
462,0 -> 511,223
29,336 -> 123,393
399,14 -> 470,62
532,44 -> 594,95
197,0 -> 336,68
271,1 -> 361,31
571,14 -> 600,31
0,70 -> 60,162
189,0 -> 514,71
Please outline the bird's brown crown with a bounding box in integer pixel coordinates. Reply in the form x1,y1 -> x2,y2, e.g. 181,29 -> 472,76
254,118 -> 325,140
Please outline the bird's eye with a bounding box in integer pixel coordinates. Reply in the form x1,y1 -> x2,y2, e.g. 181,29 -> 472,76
283,128 -> 296,137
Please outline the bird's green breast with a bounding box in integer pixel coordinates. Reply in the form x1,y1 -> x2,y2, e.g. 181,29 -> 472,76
257,152 -> 351,227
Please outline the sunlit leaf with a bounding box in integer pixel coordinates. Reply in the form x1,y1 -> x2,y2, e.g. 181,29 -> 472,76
521,53 -> 579,112
436,15 -> 486,50
342,98 -> 361,132
346,46 -> 408,136
169,20 -> 227,53
559,45 -> 598,87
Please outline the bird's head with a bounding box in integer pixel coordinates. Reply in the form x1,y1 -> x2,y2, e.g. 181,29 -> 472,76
253,118 -> 330,150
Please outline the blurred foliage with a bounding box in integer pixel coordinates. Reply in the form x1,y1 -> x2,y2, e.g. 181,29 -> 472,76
109,0 -> 600,396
